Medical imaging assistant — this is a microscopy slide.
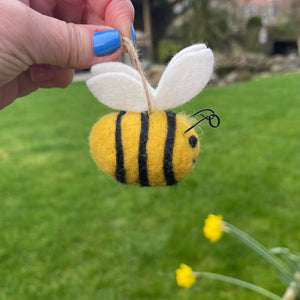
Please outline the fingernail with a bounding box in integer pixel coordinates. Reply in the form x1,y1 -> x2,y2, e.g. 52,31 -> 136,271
131,24 -> 136,47
93,30 -> 120,56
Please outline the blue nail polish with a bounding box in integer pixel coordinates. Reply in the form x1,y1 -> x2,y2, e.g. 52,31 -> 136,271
93,30 -> 120,56
131,24 -> 136,47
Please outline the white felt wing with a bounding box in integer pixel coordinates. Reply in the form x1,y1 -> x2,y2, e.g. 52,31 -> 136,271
153,44 -> 214,110
87,65 -> 155,112
171,44 -> 208,62
90,62 -> 141,81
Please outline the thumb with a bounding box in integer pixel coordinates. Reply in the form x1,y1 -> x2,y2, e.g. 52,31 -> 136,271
104,0 -> 135,38
26,12 -> 121,69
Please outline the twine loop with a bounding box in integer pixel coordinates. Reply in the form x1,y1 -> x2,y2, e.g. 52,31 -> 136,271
122,37 -> 152,112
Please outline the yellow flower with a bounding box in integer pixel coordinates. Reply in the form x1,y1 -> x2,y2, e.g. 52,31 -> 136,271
176,264 -> 196,288
203,214 -> 224,243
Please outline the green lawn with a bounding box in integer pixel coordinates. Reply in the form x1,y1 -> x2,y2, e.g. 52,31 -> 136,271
0,73 -> 299,300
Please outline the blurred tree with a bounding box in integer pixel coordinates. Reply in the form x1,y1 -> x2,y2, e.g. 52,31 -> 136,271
133,0 -> 234,60
151,0 -> 177,55
291,0 -> 300,19
171,0 -> 232,49
132,0 -> 179,59
247,16 -> 262,29
245,15 -> 263,52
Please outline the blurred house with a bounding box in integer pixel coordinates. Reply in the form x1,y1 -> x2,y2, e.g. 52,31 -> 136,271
132,0 -> 299,57
233,0 -> 300,54
234,0 -> 295,25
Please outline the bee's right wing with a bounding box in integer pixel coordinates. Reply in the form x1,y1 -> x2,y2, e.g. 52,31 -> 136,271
87,62 -> 155,112
152,44 -> 214,110
171,44 -> 208,62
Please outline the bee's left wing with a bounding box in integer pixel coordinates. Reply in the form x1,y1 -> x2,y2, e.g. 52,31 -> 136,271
90,62 -> 141,81
152,44 -> 214,110
87,62 -> 155,112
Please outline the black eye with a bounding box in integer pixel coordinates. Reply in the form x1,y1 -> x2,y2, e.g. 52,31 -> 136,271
188,135 -> 198,148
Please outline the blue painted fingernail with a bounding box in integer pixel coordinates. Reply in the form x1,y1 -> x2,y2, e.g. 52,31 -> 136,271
93,30 -> 120,56
131,24 -> 136,47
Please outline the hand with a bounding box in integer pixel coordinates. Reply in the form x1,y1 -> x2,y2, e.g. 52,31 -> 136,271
0,0 -> 134,110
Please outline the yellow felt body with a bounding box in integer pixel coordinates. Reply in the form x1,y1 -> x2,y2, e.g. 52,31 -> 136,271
173,114 -> 200,182
89,110 -> 200,186
147,111 -> 168,185
121,112 -> 141,184
89,113 -> 118,178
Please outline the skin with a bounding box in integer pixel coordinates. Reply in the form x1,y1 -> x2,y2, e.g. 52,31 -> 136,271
0,0 -> 134,110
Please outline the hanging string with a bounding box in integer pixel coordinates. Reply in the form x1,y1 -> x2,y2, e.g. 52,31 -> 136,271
122,36 -> 152,112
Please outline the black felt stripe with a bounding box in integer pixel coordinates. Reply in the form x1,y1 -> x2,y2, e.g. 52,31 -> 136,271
163,111 -> 177,185
138,112 -> 149,186
115,111 -> 126,183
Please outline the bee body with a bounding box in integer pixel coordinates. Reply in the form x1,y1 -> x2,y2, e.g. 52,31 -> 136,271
87,44 -> 218,186
90,110 -> 200,186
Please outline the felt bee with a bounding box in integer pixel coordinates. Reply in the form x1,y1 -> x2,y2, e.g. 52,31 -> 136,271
87,44 -> 219,186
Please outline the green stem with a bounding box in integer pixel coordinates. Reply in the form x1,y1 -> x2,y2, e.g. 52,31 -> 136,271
196,271 -> 282,300
224,222 -> 293,283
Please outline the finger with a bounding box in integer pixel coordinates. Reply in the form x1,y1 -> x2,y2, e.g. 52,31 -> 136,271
18,0 -> 30,6
25,10 -> 122,69
0,70 -> 38,110
101,0 -> 135,38
53,1 -> 101,24
52,0 -> 134,38
29,65 -> 74,88
0,66 -> 74,110
27,0 -> 57,16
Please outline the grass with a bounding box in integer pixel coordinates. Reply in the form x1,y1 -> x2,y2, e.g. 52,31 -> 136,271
0,72 -> 299,300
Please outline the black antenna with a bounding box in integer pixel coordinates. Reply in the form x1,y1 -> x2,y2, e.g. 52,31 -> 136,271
184,108 -> 220,133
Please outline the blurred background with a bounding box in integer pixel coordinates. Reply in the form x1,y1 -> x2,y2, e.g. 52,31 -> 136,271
130,0 -> 300,85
